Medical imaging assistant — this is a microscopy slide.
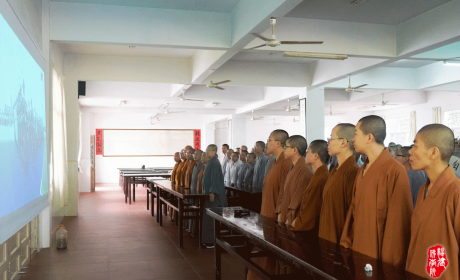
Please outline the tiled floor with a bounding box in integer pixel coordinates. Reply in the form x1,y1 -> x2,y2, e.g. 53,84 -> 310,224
21,184 -> 246,280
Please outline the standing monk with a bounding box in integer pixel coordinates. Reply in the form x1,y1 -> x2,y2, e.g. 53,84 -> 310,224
340,115 -> 412,267
184,149 -> 196,188
170,152 -> 181,185
224,149 -> 234,187
236,150 -> 249,190
178,148 -> 191,186
221,144 -> 230,174
190,150 -> 204,193
201,144 -> 227,248
252,141 -> 267,193
319,124 -> 359,243
290,140 -> 329,230
174,149 -> 186,186
276,135 -> 313,225
406,124 -> 460,279
196,152 -> 208,195
247,130 -> 292,280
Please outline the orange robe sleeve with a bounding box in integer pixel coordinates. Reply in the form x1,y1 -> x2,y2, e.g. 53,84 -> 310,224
260,152 -> 292,220
179,159 -> 188,186
184,161 -> 196,188
406,166 -> 460,279
170,162 -> 179,183
291,165 -> 328,230
196,167 -> 205,194
174,161 -> 184,186
340,149 -> 412,267
318,155 -> 359,243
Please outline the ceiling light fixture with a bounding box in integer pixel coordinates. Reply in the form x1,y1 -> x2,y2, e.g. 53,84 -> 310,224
283,52 -> 348,60
119,100 -> 127,106
205,102 -> 217,108
128,46 -> 136,49
443,60 -> 460,66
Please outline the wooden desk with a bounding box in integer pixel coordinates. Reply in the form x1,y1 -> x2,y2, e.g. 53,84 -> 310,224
152,179 -> 209,248
225,186 -> 262,214
121,172 -> 171,204
207,208 -> 424,280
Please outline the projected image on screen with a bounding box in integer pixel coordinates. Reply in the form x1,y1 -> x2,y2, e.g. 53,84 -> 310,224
0,15 -> 48,218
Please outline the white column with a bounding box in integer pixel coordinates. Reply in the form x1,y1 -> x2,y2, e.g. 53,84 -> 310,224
231,114 -> 246,149
39,205 -> 51,248
301,88 -> 325,144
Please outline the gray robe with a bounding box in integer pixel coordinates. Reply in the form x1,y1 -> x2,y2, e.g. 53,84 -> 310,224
243,164 -> 255,191
201,155 -> 227,244
264,156 -> 275,177
222,156 -> 230,175
252,153 -> 267,193
236,162 -> 249,190
407,169 -> 427,208
190,162 -> 203,193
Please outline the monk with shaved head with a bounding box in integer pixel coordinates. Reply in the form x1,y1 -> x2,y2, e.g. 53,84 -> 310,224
171,152 -> 181,186
318,124 -> 359,243
247,130 -> 292,280
340,115 -> 412,267
174,149 -> 187,186
406,124 -> 460,279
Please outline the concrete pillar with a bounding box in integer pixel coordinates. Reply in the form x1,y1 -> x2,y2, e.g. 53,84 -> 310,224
300,88 -> 325,144
231,114 -> 246,149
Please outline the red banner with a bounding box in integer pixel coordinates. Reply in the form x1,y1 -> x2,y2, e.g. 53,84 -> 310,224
194,129 -> 201,150
96,129 -> 103,155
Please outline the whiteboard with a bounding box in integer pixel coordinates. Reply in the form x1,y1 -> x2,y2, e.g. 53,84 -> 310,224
103,129 -> 194,156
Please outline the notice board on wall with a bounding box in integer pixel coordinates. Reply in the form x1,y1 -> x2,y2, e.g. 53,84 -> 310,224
103,129 -> 196,157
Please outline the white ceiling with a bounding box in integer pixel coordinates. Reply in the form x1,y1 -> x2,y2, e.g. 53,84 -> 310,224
58,43 -> 197,58
49,0 -> 242,13
231,51 -> 319,64
285,0 -> 451,25
381,59 -> 436,69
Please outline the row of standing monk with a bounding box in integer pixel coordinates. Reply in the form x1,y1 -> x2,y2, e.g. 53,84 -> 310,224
170,115 -> 460,280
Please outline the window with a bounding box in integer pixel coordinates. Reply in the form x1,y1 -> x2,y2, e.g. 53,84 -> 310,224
444,110 -> 460,138
385,116 -> 410,146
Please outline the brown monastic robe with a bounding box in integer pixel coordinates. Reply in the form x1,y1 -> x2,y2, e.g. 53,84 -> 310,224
184,160 -> 197,188
178,159 -> 189,186
196,166 -> 205,194
247,152 -> 291,280
318,155 -> 358,243
174,160 -> 185,186
406,166 -> 460,279
260,152 -> 292,219
277,158 -> 313,225
291,164 -> 328,230
340,149 -> 412,267
170,162 -> 180,183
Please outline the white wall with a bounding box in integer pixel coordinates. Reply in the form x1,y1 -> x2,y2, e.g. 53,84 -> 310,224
79,109 -> 206,186
245,117 -> 301,149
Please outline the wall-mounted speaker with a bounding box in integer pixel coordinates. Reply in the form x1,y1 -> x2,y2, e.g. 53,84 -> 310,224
78,81 -> 86,98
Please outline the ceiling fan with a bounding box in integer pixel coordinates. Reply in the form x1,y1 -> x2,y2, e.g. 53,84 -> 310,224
343,75 -> 368,93
357,94 -> 399,110
292,118 -> 299,122
285,99 -> 300,112
168,90 -> 204,102
160,103 -> 185,114
264,118 -> 281,126
247,17 -> 323,50
327,106 -> 345,116
187,80 -> 231,90
250,110 -> 263,121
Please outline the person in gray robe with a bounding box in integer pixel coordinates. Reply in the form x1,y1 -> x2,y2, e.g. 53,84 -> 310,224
221,144 -> 230,174
223,149 -> 233,187
396,146 -> 427,207
201,144 -> 227,247
252,141 -> 267,193
244,153 -> 256,191
264,145 -> 275,177
236,150 -> 249,190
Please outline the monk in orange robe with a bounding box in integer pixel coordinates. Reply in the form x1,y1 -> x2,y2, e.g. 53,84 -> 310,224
174,149 -> 186,186
406,124 -> 460,279
170,152 -> 181,185
184,149 -> 196,188
290,140 -> 329,230
340,115 -> 412,267
196,152 -> 209,194
247,130 -> 292,280
318,124 -> 359,243
276,135 -> 313,225
178,148 -> 190,186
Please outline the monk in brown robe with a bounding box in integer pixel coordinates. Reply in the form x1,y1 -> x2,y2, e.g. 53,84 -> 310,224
247,130 -> 292,280
277,135 -> 313,225
178,148 -> 191,186
406,124 -> 460,279
174,149 -> 186,186
184,148 -> 196,188
319,124 -> 359,243
290,140 -> 329,230
170,152 -> 181,185
340,115 -> 412,267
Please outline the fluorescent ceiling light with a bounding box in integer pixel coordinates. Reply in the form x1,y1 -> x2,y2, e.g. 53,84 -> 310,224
443,60 -> 460,66
205,102 -> 217,108
283,52 -> 348,60
119,100 -> 127,106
